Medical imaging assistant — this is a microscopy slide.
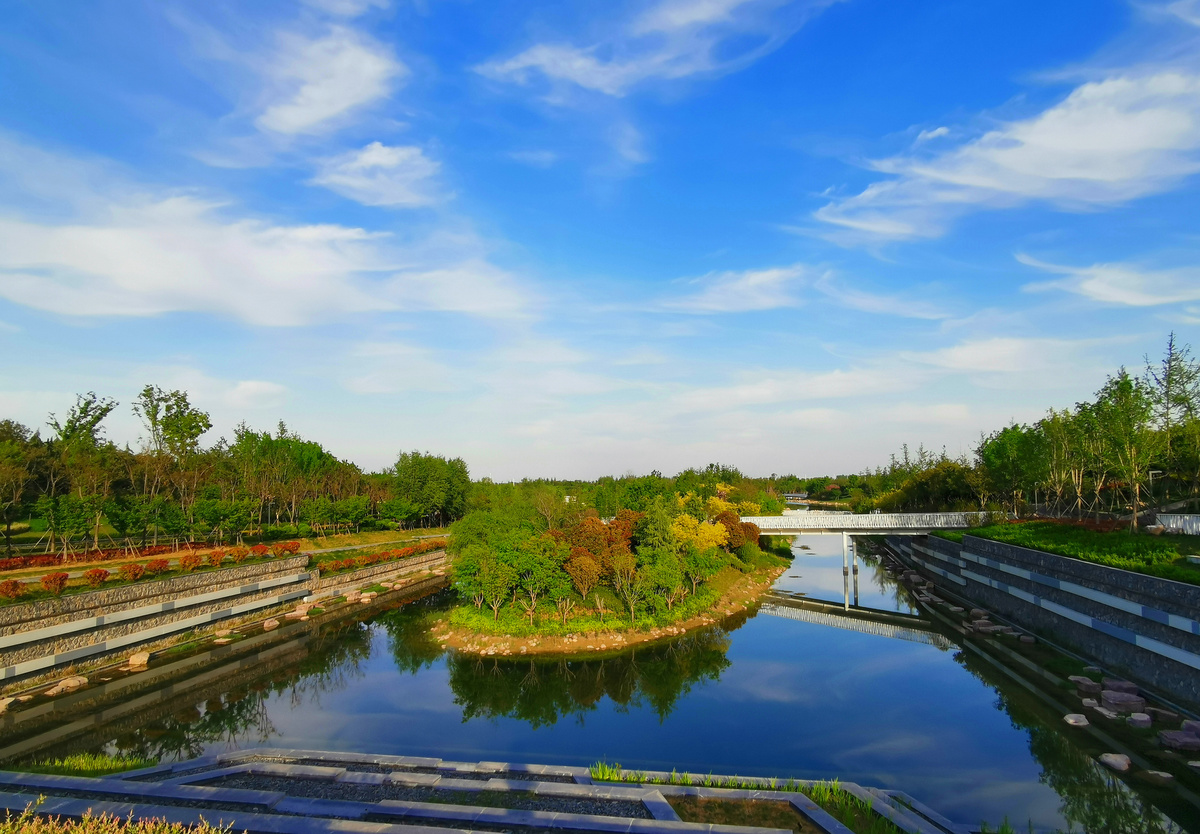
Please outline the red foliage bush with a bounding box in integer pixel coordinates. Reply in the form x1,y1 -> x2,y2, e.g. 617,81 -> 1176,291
41,572 -> 69,595
118,563 -> 145,582
207,550 -> 226,569
0,553 -> 63,571
278,541 -> 301,555
250,544 -> 270,558
0,579 -> 25,599
229,546 -> 249,563
146,559 -> 170,574
180,553 -> 202,572
83,568 -> 110,587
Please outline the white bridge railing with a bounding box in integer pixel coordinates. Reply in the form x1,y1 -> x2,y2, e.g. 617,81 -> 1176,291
1158,514 -> 1200,536
741,512 -> 990,531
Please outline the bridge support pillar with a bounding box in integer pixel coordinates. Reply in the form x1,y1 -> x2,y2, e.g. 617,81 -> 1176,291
851,537 -> 859,607
841,533 -> 850,611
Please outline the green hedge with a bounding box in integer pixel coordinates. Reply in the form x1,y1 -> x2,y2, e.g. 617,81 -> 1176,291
931,523 -> 1200,586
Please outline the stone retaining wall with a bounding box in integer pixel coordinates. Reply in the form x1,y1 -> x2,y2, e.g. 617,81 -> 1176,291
0,556 -> 315,685
313,550 -> 446,597
888,534 -> 1200,707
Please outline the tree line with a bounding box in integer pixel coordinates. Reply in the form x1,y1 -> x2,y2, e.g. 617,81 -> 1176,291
449,479 -> 775,627
786,335 -> 1200,528
0,385 -> 469,554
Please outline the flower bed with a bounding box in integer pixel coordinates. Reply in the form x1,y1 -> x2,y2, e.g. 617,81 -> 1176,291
0,542 -> 303,604
316,538 -> 446,576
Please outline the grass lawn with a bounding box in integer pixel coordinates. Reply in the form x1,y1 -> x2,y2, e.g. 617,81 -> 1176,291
12,753 -> 156,778
932,521 -> 1200,585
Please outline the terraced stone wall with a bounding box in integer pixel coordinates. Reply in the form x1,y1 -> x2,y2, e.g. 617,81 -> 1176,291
888,534 -> 1200,708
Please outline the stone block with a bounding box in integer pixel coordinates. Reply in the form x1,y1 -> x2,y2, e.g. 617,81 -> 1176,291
1063,714 -> 1089,727
262,619 -> 280,632
1099,753 -> 1131,772
1103,678 -> 1139,694
1069,677 -> 1101,695
1146,707 -> 1180,724
1159,731 -> 1200,752
1127,713 -> 1152,729
1081,698 -> 1098,708
1101,690 -> 1145,714
128,651 -> 150,669
1183,719 -> 1200,734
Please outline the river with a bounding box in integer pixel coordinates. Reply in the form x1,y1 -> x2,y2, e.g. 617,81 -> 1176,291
1,535 -> 1192,832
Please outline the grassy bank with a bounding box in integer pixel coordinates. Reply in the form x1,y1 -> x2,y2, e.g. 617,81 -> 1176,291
932,522 -> 1200,585
13,753 -> 156,778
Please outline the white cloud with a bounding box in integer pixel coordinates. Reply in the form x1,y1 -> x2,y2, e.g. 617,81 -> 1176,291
0,138 -> 533,326
225,380 -> 288,409
477,0 -> 837,98
903,337 -> 1091,375
312,142 -> 443,206
915,126 -> 949,143
814,273 -> 949,319
301,0 -> 388,17
1019,254 -> 1200,306
344,341 -> 459,394
817,72 -> 1200,240
664,264 -> 806,312
256,26 -> 404,134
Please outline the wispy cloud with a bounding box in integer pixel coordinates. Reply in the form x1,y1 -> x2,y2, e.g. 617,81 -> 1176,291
664,264 -> 807,312
816,71 -> 1200,240
814,274 -> 949,319
0,137 -> 531,326
312,142 -> 444,206
477,0 -> 839,99
300,0 -> 388,17
1019,254 -> 1200,306
256,26 -> 404,134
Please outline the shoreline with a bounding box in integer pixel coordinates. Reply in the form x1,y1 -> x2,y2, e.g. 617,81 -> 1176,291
430,565 -> 786,657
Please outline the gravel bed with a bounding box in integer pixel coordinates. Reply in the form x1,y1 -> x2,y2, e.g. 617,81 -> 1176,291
0,782 -> 265,814
208,774 -> 652,819
248,756 -> 575,783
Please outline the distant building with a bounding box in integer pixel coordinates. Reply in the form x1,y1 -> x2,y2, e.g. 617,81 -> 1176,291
783,492 -> 808,501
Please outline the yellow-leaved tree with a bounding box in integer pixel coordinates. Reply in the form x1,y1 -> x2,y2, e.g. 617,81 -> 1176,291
671,514 -> 729,552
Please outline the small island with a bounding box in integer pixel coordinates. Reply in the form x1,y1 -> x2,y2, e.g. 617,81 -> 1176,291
438,491 -> 790,655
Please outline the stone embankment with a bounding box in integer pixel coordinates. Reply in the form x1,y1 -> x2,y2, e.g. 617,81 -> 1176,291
888,533 -> 1200,708
0,549 -> 447,689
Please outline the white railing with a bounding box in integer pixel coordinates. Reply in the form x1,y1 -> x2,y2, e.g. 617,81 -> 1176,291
1159,514 -> 1200,536
741,512 -> 990,531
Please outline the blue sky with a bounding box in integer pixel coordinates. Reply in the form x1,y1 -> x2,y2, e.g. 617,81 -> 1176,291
1,0 -> 1198,479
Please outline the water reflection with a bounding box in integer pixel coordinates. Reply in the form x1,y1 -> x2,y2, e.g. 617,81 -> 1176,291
445,628 -> 732,728
4,539 -> 1197,832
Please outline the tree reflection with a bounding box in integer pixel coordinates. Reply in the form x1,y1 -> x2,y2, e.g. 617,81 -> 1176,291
446,628 -> 732,728
955,649 -> 1184,833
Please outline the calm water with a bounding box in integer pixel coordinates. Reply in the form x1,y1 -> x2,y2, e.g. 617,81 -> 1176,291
4,536 -> 1192,832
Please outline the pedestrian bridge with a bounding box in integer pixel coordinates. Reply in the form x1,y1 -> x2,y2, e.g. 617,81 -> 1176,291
741,512 -> 988,535
761,592 -> 953,649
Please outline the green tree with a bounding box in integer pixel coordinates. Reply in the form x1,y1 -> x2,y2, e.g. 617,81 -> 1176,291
1094,369 -> 1161,530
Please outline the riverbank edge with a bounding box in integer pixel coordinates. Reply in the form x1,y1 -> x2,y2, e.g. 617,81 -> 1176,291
431,564 -> 786,657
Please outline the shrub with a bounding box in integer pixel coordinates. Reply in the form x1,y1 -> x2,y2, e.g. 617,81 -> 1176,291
229,546 -> 249,563
279,540 -> 301,555
206,550 -> 225,569
146,559 -> 170,574
180,553 -> 201,572
118,563 -> 145,582
83,568 -> 110,588
0,579 -> 24,600
270,542 -> 289,558
250,544 -> 269,558
41,572 -> 69,595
